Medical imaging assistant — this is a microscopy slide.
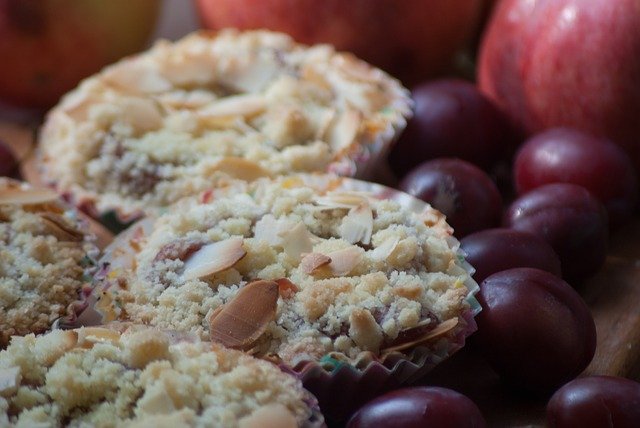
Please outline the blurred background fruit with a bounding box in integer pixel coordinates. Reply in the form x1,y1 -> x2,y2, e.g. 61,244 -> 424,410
0,138 -> 19,178
513,128 -> 638,228
195,0 -> 483,84
388,79 -> 517,176
0,0 -> 161,109
478,0 -> 640,168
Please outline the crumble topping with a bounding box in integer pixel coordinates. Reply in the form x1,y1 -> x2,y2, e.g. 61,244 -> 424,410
40,30 -> 411,218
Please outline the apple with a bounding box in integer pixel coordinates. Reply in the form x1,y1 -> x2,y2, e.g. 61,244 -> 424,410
478,0 -> 640,167
0,0 -> 161,109
195,0 -> 483,84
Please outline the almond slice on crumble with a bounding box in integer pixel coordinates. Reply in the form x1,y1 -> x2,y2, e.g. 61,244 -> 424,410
182,237 -> 246,281
209,279 -> 279,350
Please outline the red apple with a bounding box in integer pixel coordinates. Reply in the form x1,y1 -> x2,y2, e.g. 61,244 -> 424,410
478,0 -> 640,166
0,0 -> 161,109
195,0 -> 483,84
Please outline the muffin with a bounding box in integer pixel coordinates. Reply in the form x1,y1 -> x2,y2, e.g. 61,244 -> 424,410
0,178 -> 97,347
39,29 -> 412,223
92,175 -> 478,393
0,324 -> 323,427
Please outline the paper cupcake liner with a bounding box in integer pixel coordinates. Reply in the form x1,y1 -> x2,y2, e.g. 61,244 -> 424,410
290,308 -> 477,422
49,321 -> 326,428
79,174 -> 479,423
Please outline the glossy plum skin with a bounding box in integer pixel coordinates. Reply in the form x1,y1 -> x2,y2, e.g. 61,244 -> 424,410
347,386 -> 486,428
514,127 -> 638,228
475,268 -> 596,393
389,79 -> 515,175
547,376 -> 640,428
0,139 -> 19,178
400,158 -> 502,238
461,228 -> 561,283
504,183 -> 608,282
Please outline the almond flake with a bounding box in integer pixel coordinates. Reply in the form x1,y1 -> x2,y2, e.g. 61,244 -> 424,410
275,278 -> 298,299
326,246 -> 363,276
39,212 -> 84,242
313,191 -> 370,210
339,203 -> 373,245
103,62 -> 172,94
182,237 -> 246,281
300,252 -> 332,274
77,327 -> 122,349
120,98 -> 163,132
349,308 -> 383,352
198,94 -> 266,118
209,280 -> 279,350
381,318 -> 459,356
328,108 -> 361,153
0,186 -> 59,205
238,403 -> 298,428
370,237 -> 400,262
207,157 -> 272,182
218,57 -> 281,93
253,215 -> 293,246
0,366 -> 21,398
280,222 -> 314,261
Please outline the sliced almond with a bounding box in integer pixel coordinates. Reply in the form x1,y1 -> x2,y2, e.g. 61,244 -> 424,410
39,212 -> 84,242
326,246 -> 363,276
182,237 -> 246,281
339,203 -> 373,245
218,57 -> 281,93
300,252 -> 331,274
381,318 -> 459,356
275,278 -> 298,299
349,308 -> 383,352
103,62 -> 172,94
253,215 -> 292,246
313,191 -> 370,210
280,222 -> 314,261
198,94 -> 266,118
238,403 -> 298,428
370,237 -> 400,262
77,327 -> 122,349
0,366 -> 21,398
327,108 -> 361,153
0,186 -> 59,206
209,280 -> 279,350
206,157 -> 272,182
120,97 -> 163,132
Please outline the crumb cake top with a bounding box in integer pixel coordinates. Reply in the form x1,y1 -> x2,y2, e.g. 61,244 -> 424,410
0,179 -> 96,347
96,176 -> 477,368
0,325 -> 321,427
40,29 -> 412,219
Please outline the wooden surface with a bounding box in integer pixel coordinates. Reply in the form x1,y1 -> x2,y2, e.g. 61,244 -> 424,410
2,120 -> 640,426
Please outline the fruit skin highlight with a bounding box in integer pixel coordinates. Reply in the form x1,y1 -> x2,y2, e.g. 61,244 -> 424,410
0,0 -> 161,108
195,0 -> 482,84
478,0 -> 640,167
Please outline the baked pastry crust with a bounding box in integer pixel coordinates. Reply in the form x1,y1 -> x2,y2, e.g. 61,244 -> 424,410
39,29 -> 411,220
94,175 -> 478,369
0,178 -> 97,347
0,325 -> 322,427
